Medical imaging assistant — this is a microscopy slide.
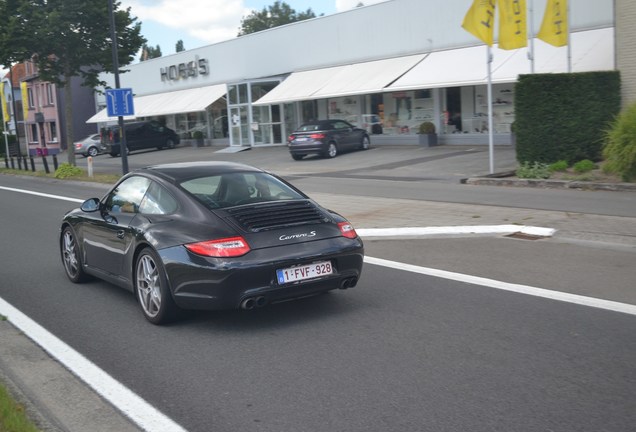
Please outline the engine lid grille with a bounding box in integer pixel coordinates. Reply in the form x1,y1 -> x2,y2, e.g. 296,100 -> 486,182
224,200 -> 330,232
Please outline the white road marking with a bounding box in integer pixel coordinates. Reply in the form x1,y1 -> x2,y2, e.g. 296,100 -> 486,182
365,256 -> 636,316
0,297 -> 188,432
358,225 -> 556,238
0,185 -> 84,203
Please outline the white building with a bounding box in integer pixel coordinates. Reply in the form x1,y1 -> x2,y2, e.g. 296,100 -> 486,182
88,0 -> 615,148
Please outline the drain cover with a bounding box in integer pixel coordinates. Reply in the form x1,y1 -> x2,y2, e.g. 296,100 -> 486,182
505,232 -> 547,240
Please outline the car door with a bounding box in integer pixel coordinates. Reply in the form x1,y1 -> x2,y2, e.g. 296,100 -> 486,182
333,121 -> 356,149
81,176 -> 151,277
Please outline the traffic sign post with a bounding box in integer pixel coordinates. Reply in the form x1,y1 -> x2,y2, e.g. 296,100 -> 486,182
105,88 -> 135,117
104,87 -> 134,174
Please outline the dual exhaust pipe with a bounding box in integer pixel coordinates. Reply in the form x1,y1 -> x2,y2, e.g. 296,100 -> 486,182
339,277 -> 358,289
240,277 -> 359,309
240,296 -> 267,310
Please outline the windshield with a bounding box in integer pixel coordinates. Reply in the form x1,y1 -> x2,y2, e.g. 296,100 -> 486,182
180,172 -> 305,209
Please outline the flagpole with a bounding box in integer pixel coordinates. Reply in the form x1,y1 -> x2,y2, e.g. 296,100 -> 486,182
487,46 -> 494,174
528,0 -> 535,73
567,0 -> 571,72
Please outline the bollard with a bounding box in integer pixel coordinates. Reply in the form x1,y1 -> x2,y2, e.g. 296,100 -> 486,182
10,157 -> 15,169
22,156 -> 28,171
87,156 -> 94,178
42,156 -> 50,174
30,157 -> 35,172
52,154 -> 58,171
17,156 -> 22,170
4,156 -> 8,168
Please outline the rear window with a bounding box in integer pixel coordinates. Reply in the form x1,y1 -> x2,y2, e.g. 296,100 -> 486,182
296,122 -> 331,132
180,172 -> 305,209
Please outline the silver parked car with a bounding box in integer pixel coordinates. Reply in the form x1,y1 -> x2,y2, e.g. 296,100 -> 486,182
74,133 -> 105,158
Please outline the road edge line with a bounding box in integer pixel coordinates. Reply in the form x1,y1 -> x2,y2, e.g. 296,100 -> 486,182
0,297 -> 188,432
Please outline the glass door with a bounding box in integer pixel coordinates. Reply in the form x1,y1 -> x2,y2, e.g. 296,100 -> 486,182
229,106 -> 248,147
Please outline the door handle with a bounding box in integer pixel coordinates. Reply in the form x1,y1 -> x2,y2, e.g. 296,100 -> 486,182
116,230 -> 125,239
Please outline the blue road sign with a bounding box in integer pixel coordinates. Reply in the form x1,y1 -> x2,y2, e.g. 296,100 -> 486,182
105,88 -> 135,117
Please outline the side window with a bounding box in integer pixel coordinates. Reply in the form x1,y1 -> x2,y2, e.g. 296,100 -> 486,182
139,182 -> 178,215
104,176 -> 151,214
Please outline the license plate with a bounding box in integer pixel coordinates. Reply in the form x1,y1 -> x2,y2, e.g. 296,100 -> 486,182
295,137 -> 308,142
276,261 -> 333,284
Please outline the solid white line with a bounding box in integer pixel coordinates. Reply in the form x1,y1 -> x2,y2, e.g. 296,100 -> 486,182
358,225 -> 556,237
0,185 -> 84,203
0,297 -> 188,432
365,256 -> 636,316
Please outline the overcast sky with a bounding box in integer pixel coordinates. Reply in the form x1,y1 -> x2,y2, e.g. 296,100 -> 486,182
122,0 -> 386,56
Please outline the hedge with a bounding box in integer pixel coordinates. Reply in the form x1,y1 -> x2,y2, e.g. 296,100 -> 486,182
514,71 -> 621,164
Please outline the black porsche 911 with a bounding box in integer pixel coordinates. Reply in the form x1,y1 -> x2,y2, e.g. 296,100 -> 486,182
59,161 -> 364,324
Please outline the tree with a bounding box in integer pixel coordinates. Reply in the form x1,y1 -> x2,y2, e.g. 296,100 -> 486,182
176,40 -> 185,52
238,1 -> 319,36
0,0 -> 145,166
141,44 -> 162,61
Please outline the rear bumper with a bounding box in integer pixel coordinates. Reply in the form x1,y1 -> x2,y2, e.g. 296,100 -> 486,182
289,141 -> 327,155
159,237 -> 364,310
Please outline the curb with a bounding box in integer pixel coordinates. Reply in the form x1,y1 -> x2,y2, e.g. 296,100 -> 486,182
464,177 -> 636,191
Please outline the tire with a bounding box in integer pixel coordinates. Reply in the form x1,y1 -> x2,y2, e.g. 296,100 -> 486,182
165,139 -> 176,149
135,248 -> 178,325
324,142 -> 338,158
291,154 -> 304,161
61,226 -> 89,283
110,152 -> 118,157
360,135 -> 370,150
87,146 -> 99,157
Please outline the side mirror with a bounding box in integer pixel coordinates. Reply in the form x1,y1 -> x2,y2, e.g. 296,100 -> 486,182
80,198 -> 101,212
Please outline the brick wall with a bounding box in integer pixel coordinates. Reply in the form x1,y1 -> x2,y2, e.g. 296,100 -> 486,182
616,0 -> 636,108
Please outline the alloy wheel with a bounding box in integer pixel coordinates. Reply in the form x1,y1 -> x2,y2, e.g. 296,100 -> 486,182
62,229 -> 80,279
136,254 -> 162,319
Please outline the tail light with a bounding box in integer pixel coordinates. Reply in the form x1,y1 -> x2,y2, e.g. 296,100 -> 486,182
338,222 -> 358,239
74,143 -> 82,149
310,133 -> 326,139
185,236 -> 251,257
287,135 -> 295,142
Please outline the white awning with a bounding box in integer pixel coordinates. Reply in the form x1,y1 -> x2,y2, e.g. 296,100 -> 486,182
86,84 -> 227,123
253,54 -> 425,106
252,66 -> 348,106
310,54 -> 426,99
387,27 -> 614,91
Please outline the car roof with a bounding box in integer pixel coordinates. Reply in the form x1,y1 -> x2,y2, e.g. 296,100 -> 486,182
138,161 -> 265,183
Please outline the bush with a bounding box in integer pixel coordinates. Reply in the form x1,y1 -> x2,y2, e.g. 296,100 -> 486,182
192,130 -> 204,139
603,102 -> 636,182
417,121 -> 436,134
516,161 -> 551,179
515,71 -> 621,164
572,159 -> 596,173
548,160 -> 568,172
54,163 -> 83,179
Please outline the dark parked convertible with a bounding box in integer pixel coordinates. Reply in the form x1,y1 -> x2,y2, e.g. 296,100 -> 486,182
60,162 -> 364,324
287,120 -> 370,160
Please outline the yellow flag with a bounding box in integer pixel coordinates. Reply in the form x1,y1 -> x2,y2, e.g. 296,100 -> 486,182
537,0 -> 568,47
498,0 -> 527,50
20,82 -> 29,120
462,0 -> 496,46
0,83 -> 8,124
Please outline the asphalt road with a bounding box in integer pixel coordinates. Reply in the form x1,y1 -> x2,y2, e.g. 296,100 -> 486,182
1,174 -> 635,432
